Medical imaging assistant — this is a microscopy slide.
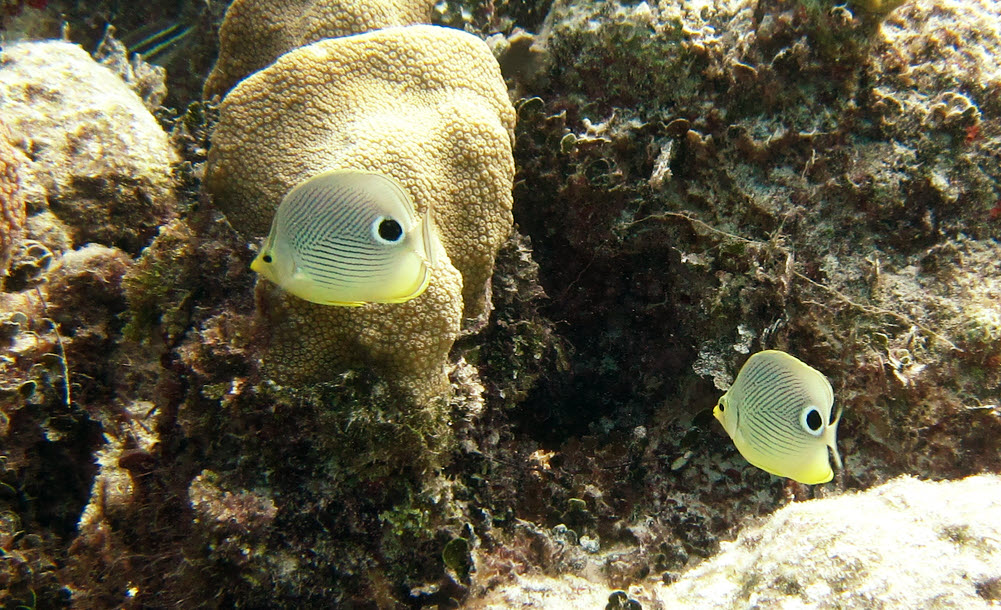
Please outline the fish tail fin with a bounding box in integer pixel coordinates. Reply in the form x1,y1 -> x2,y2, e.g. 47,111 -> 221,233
827,401 -> 844,471
420,205 -> 445,270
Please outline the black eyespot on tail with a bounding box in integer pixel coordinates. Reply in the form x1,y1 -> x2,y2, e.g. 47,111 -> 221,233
262,254 -> 273,263
805,408 -> 822,431
378,218 -> 403,242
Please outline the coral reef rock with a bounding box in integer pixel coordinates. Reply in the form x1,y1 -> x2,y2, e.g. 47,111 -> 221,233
510,0 -> 1001,486
0,40 -> 178,255
656,475 -> 1001,608
207,24 -> 515,399
0,119 -> 27,278
471,476 -> 1001,609
203,0 -> 434,98
469,573 -> 614,609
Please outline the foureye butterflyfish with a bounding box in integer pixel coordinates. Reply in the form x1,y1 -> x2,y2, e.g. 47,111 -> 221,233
251,170 -> 442,306
713,350 -> 842,485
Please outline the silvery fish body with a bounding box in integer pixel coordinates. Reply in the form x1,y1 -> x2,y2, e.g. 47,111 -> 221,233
713,350 -> 842,484
251,170 -> 441,306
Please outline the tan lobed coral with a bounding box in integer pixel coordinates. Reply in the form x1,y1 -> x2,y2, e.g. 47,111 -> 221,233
202,0 -> 434,99
255,261 -> 465,401
0,120 -> 26,279
206,25 -> 516,399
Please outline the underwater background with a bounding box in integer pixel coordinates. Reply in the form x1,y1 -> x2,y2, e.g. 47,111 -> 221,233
1,0 -> 1000,607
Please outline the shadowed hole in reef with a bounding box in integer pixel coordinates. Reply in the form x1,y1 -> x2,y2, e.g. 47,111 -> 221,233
506,223 -> 699,445
7,406 -> 102,539
506,105 -> 711,446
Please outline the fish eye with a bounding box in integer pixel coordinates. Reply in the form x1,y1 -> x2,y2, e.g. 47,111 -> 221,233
800,406 -> 824,436
373,216 -> 404,244
262,254 -> 273,263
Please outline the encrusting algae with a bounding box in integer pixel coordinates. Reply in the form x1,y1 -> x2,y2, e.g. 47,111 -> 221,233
0,40 -> 178,255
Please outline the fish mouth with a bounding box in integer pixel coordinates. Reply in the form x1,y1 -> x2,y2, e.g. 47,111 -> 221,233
250,254 -> 265,274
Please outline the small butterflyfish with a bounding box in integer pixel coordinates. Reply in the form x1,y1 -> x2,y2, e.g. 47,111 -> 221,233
121,20 -> 194,66
713,350 -> 842,485
251,169 -> 441,306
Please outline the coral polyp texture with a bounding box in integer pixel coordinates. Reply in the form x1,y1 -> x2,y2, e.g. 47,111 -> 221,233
0,120 -> 26,278
202,0 -> 434,98
206,24 -> 515,397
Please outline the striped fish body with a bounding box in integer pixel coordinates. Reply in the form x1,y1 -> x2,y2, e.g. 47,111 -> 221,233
713,350 -> 842,484
251,170 -> 439,306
